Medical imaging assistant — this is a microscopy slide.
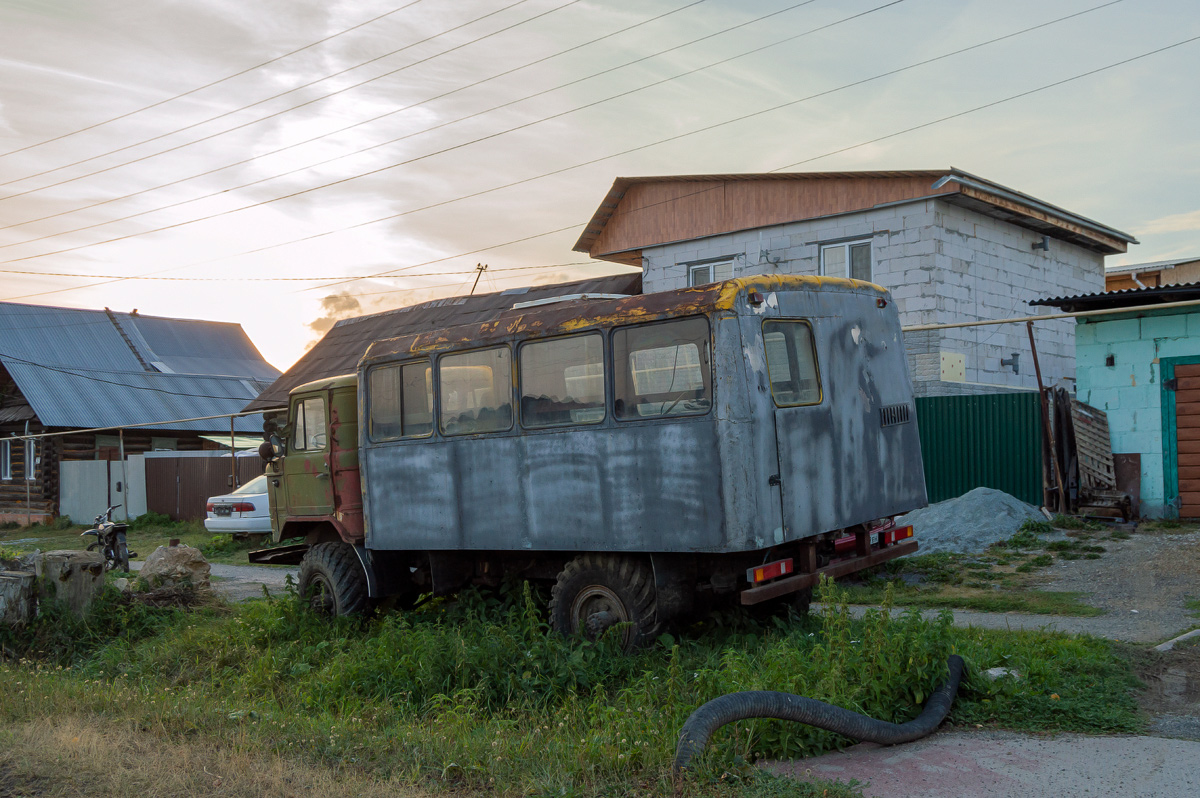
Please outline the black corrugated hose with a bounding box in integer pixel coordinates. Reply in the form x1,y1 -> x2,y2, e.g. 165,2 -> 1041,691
673,654 -> 965,774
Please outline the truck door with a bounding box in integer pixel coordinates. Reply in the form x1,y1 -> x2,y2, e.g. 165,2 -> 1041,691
284,393 -> 335,516
762,320 -> 840,537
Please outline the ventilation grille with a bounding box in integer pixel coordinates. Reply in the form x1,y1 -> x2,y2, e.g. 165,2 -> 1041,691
880,403 -> 912,427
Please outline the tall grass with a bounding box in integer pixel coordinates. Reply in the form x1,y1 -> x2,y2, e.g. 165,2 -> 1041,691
0,578 -> 1140,797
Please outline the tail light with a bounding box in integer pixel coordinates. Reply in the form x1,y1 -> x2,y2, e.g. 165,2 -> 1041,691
231,503 -> 256,513
205,502 -> 214,512
747,558 -> 793,584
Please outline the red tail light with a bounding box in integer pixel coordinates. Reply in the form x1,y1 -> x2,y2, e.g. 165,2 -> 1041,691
205,502 -> 214,512
231,503 -> 256,513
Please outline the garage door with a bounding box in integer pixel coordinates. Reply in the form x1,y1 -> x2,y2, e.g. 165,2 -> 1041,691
1174,362 -> 1200,517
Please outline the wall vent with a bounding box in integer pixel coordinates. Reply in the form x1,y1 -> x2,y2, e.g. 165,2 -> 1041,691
880,403 -> 911,427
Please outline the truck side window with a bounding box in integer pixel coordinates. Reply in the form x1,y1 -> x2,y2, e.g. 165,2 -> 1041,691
440,347 -> 513,436
520,333 -> 605,429
762,320 -> 821,406
613,317 -> 711,420
292,396 -> 327,451
369,361 -> 433,440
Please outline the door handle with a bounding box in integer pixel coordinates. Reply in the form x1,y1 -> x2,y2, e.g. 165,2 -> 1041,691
315,472 -> 330,479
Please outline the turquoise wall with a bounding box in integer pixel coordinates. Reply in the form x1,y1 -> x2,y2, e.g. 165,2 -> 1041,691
1075,308 -> 1200,517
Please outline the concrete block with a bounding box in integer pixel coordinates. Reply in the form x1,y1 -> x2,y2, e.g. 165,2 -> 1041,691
1094,318 -> 1141,343
0,570 -> 36,626
32,550 -> 105,618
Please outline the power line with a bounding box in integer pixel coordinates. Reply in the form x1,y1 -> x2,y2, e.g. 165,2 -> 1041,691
3,2 -> 1170,305
0,1 -> 429,160
0,261 -> 599,282
0,350 -> 266,401
0,0 -> 561,194
0,0 -> 711,235
0,0 -> 902,265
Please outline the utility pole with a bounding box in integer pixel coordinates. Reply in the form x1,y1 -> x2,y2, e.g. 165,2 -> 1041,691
469,263 -> 488,296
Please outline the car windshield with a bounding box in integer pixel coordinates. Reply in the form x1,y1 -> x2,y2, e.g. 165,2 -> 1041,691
232,474 -> 268,495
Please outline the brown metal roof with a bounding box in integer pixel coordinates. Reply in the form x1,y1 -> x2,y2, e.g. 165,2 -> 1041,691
573,168 -> 1136,260
245,273 -> 643,411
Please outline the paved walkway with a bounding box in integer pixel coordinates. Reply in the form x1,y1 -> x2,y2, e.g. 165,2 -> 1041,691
768,730 -> 1199,798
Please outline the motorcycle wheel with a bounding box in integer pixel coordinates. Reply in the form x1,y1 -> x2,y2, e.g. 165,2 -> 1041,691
115,532 -> 130,573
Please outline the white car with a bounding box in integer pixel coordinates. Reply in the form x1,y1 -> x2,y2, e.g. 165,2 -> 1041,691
204,474 -> 271,535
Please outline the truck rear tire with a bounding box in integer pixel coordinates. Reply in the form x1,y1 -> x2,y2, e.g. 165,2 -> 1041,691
549,554 -> 660,650
298,542 -> 368,617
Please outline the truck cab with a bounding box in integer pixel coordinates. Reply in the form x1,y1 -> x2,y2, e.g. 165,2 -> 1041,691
264,374 -> 363,546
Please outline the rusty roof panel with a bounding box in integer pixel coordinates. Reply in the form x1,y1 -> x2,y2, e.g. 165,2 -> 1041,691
246,273 -> 643,411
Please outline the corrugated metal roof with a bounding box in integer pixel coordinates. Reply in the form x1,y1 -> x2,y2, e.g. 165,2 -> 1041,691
0,301 -> 280,432
246,272 -> 642,411
1105,256 -> 1200,275
1030,282 -> 1200,312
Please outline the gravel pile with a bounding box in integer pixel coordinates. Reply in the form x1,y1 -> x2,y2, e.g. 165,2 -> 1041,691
896,487 -> 1045,555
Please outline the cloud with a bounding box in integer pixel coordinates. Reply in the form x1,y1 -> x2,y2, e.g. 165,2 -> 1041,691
1139,209 -> 1200,235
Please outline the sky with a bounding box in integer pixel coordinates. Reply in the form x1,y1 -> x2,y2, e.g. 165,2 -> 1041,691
0,0 -> 1196,372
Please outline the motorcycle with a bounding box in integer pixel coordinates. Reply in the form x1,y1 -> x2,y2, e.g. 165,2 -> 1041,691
81,504 -> 136,572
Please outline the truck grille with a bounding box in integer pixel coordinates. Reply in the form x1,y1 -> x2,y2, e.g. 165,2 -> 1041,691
880,403 -> 911,427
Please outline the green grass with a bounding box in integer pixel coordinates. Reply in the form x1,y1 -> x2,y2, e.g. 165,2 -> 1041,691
0,516 -> 277,566
838,583 -> 1102,616
0,579 -> 1140,797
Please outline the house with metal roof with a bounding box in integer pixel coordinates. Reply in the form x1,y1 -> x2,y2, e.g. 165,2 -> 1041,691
246,273 -> 642,412
0,301 -> 280,523
1105,256 -> 1200,292
1030,284 -> 1200,518
574,168 -> 1137,397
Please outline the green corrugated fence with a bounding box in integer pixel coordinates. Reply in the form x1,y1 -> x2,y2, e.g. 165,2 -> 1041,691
914,392 -> 1043,506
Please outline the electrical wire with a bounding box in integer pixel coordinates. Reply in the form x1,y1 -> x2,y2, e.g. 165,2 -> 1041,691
0,0 -> 430,160
0,350 -> 267,400
0,0 -> 906,265
0,0 -> 562,193
0,0 -> 712,234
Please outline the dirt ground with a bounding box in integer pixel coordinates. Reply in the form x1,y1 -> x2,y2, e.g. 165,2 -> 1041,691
1030,528 -> 1200,643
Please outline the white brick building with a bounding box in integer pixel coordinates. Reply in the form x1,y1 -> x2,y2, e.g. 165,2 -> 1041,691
573,170 -> 1136,396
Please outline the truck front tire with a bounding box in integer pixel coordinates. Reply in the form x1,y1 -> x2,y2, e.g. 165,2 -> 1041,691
298,541 -> 368,617
549,554 -> 661,650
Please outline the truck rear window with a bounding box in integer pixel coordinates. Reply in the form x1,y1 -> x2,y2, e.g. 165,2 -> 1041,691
763,320 -> 821,406
613,317 -> 711,420
440,347 -> 513,435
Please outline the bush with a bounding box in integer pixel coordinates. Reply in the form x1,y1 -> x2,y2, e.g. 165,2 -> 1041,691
127,511 -> 174,530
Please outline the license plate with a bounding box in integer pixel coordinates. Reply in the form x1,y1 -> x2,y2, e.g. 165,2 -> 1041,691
214,506 -> 232,517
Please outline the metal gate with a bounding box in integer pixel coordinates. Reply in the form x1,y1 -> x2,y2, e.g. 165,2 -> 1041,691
144,455 -> 265,521
914,392 -> 1043,506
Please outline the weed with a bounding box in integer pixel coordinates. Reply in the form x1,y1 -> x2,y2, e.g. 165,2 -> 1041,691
127,511 -> 175,530
1109,530 -> 1132,541
1051,515 -> 1105,532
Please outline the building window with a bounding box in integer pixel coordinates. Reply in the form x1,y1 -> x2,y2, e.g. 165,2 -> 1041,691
820,241 -> 871,282
1,440 -> 10,480
687,260 -> 734,287
25,440 -> 35,480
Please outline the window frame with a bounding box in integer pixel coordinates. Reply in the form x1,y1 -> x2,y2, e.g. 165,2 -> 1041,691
762,319 -> 823,408
612,315 -> 714,422
518,331 -> 608,431
686,259 -> 735,287
438,345 -> 515,437
367,360 -> 435,442
1,439 -> 10,480
24,439 -> 35,481
819,239 -> 872,282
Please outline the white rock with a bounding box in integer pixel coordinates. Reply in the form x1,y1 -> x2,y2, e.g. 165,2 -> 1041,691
984,667 -> 1021,681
